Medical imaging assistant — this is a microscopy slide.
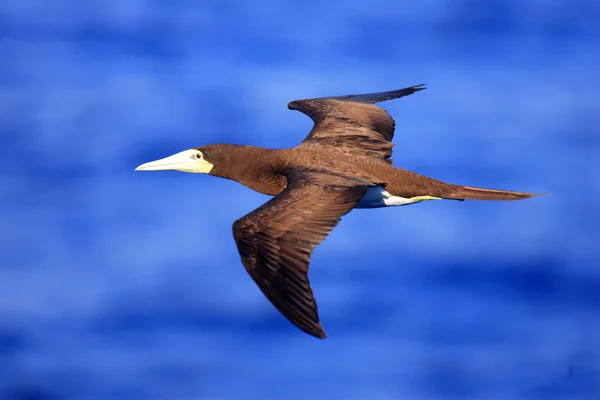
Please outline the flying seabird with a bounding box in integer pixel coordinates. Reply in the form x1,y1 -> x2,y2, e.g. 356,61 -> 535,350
135,84 -> 545,339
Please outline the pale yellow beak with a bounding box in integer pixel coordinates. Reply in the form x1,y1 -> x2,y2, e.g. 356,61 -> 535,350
135,149 -> 213,174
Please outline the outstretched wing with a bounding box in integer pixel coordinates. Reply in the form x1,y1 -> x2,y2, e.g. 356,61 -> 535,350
232,171 -> 374,338
288,84 -> 426,164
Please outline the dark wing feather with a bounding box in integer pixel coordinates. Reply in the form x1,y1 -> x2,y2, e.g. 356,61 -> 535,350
288,84 -> 426,163
232,171 -> 374,338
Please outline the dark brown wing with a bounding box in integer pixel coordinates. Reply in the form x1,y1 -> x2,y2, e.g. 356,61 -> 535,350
232,171 -> 374,338
288,84 -> 426,164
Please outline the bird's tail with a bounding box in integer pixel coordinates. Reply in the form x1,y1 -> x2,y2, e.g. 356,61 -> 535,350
446,185 -> 548,201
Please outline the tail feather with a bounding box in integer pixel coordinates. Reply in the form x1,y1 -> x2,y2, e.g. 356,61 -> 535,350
447,185 -> 548,201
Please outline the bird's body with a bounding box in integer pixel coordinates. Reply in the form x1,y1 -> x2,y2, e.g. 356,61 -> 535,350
191,143 -> 535,204
136,84 -> 545,338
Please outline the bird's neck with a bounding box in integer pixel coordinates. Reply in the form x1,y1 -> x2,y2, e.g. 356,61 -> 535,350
209,145 -> 287,196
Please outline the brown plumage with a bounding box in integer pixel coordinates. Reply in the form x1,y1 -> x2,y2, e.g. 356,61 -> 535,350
232,171 -> 375,338
136,84 -> 546,339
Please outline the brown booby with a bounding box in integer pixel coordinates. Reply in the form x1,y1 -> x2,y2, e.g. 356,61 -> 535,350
135,84 -> 545,339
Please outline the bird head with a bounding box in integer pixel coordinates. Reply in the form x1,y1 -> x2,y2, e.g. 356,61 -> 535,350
135,147 -> 214,174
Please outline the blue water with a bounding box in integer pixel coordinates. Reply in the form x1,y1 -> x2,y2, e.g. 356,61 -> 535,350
1,1 -> 599,399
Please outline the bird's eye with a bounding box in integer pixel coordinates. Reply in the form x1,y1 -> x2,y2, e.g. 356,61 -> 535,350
193,152 -> 202,160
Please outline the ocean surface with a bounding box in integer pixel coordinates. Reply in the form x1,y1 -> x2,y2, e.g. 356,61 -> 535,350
1,1 -> 599,399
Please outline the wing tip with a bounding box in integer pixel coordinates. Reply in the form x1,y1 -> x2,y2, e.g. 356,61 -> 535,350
288,83 -> 428,109
303,323 -> 327,339
314,328 -> 328,339
397,83 -> 427,97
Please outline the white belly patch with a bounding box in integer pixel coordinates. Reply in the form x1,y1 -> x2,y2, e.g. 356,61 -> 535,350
355,186 -> 441,209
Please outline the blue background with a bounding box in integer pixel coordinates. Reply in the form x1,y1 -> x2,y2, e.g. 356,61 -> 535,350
1,1 -> 599,399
